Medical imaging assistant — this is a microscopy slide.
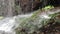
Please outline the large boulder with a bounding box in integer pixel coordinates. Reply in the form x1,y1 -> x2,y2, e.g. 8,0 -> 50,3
15,7 -> 60,34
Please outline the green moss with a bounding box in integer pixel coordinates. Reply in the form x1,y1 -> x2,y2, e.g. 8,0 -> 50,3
42,5 -> 54,10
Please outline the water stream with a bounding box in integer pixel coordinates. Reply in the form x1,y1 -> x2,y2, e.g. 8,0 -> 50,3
0,13 -> 32,34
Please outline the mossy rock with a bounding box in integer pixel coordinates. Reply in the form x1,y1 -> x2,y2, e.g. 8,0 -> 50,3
15,6 -> 60,34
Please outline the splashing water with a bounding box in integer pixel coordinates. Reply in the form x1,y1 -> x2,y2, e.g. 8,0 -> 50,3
0,17 -> 16,34
0,13 -> 33,34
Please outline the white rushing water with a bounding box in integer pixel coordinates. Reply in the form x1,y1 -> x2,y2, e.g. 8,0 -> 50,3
0,17 -> 16,34
0,13 -> 33,34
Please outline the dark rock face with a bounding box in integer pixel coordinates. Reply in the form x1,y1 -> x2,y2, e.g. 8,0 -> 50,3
16,0 -> 60,13
20,0 -> 32,13
47,0 -> 60,7
17,0 -> 43,13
